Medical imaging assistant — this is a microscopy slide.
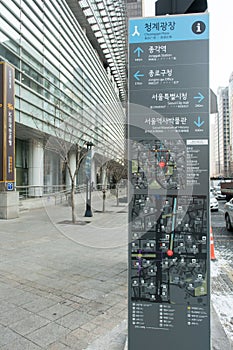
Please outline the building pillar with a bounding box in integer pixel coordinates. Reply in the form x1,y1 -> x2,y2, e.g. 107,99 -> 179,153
0,191 -> 19,219
44,150 -> 60,192
91,157 -> 96,189
101,165 -> 107,189
28,139 -> 44,197
66,151 -> 76,190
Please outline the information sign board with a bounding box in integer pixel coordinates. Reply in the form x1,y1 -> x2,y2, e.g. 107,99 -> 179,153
0,62 -> 15,187
128,13 -> 210,350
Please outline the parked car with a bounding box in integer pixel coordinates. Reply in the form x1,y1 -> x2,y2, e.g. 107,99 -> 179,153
224,198 -> 233,231
210,187 -> 218,198
215,186 -> 226,200
210,192 -> 219,211
221,182 -> 233,201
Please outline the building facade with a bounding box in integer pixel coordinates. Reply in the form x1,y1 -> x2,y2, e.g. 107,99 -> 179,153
126,0 -> 144,17
215,87 -> 230,177
0,0 -> 127,195
229,73 -> 233,175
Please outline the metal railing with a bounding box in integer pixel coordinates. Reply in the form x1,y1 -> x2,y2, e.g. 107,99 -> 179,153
15,184 -> 86,205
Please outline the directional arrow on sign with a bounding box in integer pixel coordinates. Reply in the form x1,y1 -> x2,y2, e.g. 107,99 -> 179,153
194,92 -> 205,103
133,47 -> 144,58
134,71 -> 144,81
194,116 -> 204,127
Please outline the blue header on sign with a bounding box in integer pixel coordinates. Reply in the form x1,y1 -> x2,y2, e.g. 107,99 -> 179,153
129,13 -> 209,44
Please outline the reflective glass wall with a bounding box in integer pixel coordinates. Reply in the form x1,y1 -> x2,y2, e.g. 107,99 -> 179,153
0,0 -> 127,188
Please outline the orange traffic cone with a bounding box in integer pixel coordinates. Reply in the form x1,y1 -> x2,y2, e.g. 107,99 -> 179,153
210,226 -> 216,261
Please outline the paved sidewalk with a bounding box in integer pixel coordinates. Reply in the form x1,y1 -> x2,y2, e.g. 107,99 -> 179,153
0,192 -> 232,349
0,193 -> 128,349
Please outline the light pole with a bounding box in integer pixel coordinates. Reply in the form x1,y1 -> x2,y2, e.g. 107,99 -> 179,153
84,141 -> 94,217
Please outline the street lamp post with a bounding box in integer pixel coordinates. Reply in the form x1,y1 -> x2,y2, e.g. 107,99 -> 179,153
84,141 -> 94,217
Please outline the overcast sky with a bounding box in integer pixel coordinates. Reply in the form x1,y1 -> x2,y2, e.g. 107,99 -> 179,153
144,0 -> 233,95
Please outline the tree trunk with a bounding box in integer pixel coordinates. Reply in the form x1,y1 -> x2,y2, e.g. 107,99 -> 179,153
102,189 -> 106,212
116,186 -> 119,206
71,180 -> 76,223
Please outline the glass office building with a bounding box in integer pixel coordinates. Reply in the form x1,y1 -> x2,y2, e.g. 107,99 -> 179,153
126,0 -> 144,17
0,0 -> 127,193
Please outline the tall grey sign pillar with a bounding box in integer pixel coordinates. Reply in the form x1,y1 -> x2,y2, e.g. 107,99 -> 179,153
0,62 -> 18,219
128,14 -> 210,349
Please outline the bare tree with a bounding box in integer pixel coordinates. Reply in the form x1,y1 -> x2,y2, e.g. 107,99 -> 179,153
105,159 -> 127,206
43,118 -> 95,223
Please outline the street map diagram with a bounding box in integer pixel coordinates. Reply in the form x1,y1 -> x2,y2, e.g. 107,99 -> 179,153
130,193 -> 208,304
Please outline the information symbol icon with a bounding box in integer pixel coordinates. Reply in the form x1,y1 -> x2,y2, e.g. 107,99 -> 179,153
192,21 -> 206,34
7,183 -> 13,191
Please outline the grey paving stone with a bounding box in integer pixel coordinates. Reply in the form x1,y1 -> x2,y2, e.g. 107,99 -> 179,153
26,323 -> 70,348
55,310 -> 94,330
37,303 -> 75,321
0,307 -> 33,326
77,288 -> 106,302
76,300 -> 110,316
59,332 -> 89,349
47,342 -> 70,349
102,292 -> 125,306
22,296 -> 58,313
0,200 -> 230,350
68,295 -> 90,305
80,322 -> 98,332
1,336 -> 42,350
0,324 -> 20,347
9,313 -> 50,336
7,291 -> 41,306
0,300 -> 19,313
0,285 -> 24,300
71,327 -> 99,345
85,320 -> 127,350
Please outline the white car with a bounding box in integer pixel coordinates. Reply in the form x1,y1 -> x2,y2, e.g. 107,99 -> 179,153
224,198 -> 233,231
210,192 -> 219,211
215,187 -> 226,200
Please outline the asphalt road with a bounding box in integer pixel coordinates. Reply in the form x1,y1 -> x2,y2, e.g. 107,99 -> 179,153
210,199 -> 233,348
211,200 -> 233,254
211,199 -> 226,228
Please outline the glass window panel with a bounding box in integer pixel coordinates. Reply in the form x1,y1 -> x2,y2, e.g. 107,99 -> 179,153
15,97 -> 20,111
44,62 -> 59,84
44,89 -> 51,101
21,88 -> 43,109
2,36 -> 20,54
0,45 -> 20,68
15,69 -> 20,81
22,62 -> 43,84
21,49 -> 42,72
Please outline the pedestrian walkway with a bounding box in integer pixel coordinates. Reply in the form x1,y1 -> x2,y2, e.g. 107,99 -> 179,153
0,192 -> 232,349
0,192 -> 128,349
